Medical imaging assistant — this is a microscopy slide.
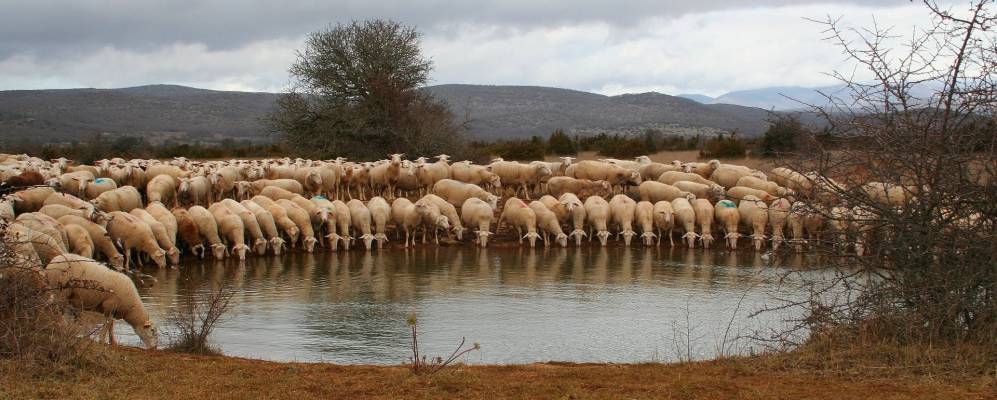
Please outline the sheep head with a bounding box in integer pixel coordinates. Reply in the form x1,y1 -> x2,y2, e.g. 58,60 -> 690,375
360,233 -> 376,250
555,232 -> 568,247
210,243 -> 227,260
452,225 -> 465,241
488,174 -> 502,189
682,231 -> 699,248
302,236 -> 318,253
135,320 -> 158,350
595,230 -> 611,246
475,230 -> 492,247
374,233 -> 389,248
109,254 -> 125,270
522,231 -> 541,248
436,216 -> 450,230
286,226 -> 300,244
166,247 -> 180,265
324,234 -> 339,251
641,231 -> 657,246
620,229 -> 636,246
569,229 -> 587,246
151,249 -> 168,268
231,243 -> 250,260
253,238 -> 268,255
749,233 -> 766,251
700,233 -> 715,248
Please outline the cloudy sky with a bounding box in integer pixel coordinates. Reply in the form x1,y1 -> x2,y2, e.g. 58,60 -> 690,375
0,1 -> 958,96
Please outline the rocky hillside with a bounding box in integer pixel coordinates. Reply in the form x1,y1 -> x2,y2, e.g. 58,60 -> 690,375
0,84 -> 777,144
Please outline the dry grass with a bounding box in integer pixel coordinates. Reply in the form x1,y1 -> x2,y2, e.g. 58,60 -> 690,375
0,344 -> 992,400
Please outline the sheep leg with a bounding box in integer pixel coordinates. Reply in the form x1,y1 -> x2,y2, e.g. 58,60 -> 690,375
668,228 -> 674,247
105,317 -> 116,345
403,228 -> 409,248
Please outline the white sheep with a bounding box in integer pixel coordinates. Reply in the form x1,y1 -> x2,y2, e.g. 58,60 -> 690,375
146,174 -> 178,207
275,199 -> 317,253
767,198 -> 792,251
713,199 -> 741,249
186,205 -> 228,260
638,181 -> 695,203
178,176 -> 211,206
529,201 -> 567,247
652,200 -> 675,246
738,195 -> 770,251
497,197 -> 540,247
391,197 -> 423,248
609,194 -> 637,246
241,200 -> 285,254
130,208 -> 181,265
57,215 -> 124,270
634,201 -> 657,246
432,179 -> 498,210
367,196 -> 391,248
106,211 -> 167,268
583,195 -> 612,246
671,195 -> 698,248
559,193 -> 587,246
692,199 -> 716,248
347,199 -> 376,250
414,196 -> 450,245
45,254 -> 158,348
219,199 -> 269,255
460,198 -> 495,247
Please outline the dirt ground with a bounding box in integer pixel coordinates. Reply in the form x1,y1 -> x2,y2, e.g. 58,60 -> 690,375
2,347 -> 993,400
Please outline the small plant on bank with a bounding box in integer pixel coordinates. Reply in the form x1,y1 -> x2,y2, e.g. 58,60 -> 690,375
165,283 -> 235,355
406,313 -> 479,375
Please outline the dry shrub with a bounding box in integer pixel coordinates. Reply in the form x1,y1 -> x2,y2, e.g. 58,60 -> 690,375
165,283 -> 235,355
0,231 -> 108,374
762,0 -> 997,372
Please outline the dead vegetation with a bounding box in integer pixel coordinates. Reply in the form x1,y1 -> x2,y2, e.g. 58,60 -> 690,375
165,282 -> 235,356
0,226 -> 109,376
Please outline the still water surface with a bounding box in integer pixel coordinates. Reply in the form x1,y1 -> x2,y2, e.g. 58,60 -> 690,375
118,247 -> 815,364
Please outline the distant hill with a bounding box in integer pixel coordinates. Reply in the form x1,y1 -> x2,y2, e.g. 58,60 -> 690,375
0,83 -> 780,144
674,85 -> 847,111
426,84 -> 772,138
677,94 -> 715,104
0,84 -> 279,144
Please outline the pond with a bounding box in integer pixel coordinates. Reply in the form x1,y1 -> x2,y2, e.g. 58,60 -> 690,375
116,246 -> 817,364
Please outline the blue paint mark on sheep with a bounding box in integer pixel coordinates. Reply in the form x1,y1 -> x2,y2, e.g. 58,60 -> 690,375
717,200 -> 736,208
312,195 -> 327,201
95,178 -> 108,184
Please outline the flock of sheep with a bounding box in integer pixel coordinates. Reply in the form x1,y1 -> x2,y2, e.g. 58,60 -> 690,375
1,152 -> 880,349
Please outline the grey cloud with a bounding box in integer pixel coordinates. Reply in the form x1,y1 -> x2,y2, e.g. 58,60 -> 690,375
1,0 -> 902,58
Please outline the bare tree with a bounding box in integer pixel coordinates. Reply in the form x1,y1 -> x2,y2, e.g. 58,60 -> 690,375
765,0 -> 996,351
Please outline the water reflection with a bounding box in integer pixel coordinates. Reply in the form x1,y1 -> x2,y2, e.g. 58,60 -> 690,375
119,247 -> 819,364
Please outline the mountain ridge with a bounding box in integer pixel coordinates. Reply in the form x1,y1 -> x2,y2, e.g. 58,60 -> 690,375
0,83 -> 780,144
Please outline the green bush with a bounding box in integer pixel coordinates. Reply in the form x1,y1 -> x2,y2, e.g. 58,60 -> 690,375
703,134 -> 747,158
761,117 -> 807,157
546,129 -> 575,155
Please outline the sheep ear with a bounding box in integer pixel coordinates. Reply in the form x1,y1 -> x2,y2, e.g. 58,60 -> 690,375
143,321 -> 153,328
